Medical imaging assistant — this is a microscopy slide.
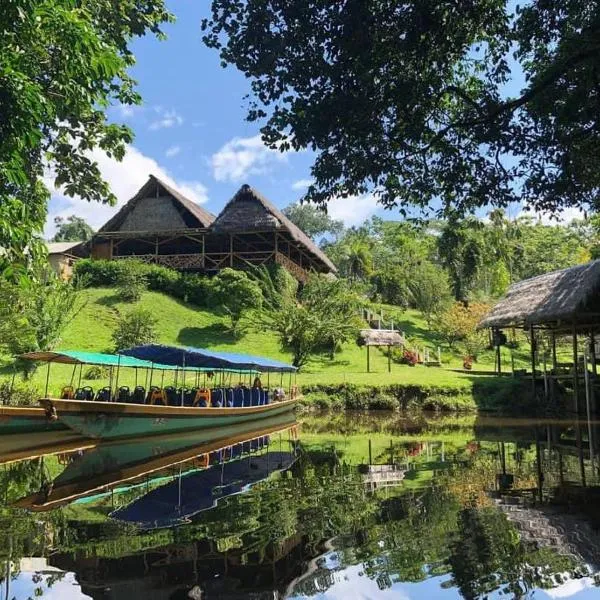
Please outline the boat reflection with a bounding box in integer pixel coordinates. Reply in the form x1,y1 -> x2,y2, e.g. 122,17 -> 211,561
14,412 -> 298,512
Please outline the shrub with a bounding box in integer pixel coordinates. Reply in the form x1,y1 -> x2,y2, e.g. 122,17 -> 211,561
145,264 -> 180,294
0,380 -> 40,406
84,365 -> 108,380
112,308 -> 158,351
210,268 -> 263,336
400,349 -> 419,366
74,258 -> 125,286
116,260 -> 148,302
179,274 -> 214,307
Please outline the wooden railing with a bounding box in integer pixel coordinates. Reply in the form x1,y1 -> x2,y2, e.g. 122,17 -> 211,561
275,252 -> 309,283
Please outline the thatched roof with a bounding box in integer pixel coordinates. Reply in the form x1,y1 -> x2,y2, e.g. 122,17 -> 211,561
359,329 -> 405,346
99,175 -> 215,232
479,260 -> 600,329
210,184 -> 337,273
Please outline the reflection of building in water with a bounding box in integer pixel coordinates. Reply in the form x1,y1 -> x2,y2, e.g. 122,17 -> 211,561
494,493 -> 600,572
360,464 -> 406,490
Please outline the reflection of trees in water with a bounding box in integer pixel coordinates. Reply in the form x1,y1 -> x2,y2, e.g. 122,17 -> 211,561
0,438 -> 596,598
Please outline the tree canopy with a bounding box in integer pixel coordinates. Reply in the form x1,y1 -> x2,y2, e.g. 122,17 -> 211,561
203,1 -> 600,218
283,202 -> 344,241
0,0 -> 172,282
52,215 -> 94,242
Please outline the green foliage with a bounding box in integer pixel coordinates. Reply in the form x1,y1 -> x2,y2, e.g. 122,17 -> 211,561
52,215 -> 94,242
0,266 -> 83,375
203,1 -> 600,218
434,302 -> 491,356
210,268 -> 263,336
74,259 -> 213,307
0,0 -> 173,282
246,264 -> 298,311
265,274 -> 362,367
116,260 -> 148,302
112,307 -> 158,351
0,380 -> 40,406
282,202 -> 344,240
84,365 -> 108,380
407,262 -> 453,326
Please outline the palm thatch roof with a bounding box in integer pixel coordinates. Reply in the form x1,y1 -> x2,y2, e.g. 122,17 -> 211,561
46,241 -> 84,256
99,175 -> 215,232
210,184 -> 337,272
359,329 -> 405,346
479,260 -> 600,329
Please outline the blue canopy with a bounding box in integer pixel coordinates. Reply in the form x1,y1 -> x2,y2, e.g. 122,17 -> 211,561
111,451 -> 297,529
121,344 -> 297,373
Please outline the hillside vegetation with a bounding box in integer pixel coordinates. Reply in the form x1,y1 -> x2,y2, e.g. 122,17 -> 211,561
0,286 -> 532,412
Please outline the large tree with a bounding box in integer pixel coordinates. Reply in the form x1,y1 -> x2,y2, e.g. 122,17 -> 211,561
53,215 -> 94,242
283,202 -> 344,240
1,0 -> 172,281
203,1 -> 600,218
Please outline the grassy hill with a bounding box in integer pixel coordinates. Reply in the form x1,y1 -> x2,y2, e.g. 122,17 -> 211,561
1,287 -> 521,408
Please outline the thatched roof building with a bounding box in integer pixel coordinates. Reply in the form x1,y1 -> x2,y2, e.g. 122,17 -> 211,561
89,175 -> 336,281
479,260 -> 600,332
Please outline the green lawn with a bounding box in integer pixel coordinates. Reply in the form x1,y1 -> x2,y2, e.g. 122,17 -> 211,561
1,287 -> 502,398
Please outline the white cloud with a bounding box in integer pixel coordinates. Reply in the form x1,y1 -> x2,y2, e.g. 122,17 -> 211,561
291,178 -> 314,191
211,134 -> 288,182
327,193 -> 380,227
44,145 -> 208,238
543,575 -> 596,598
149,108 -> 184,131
116,104 -> 141,119
165,145 -> 181,158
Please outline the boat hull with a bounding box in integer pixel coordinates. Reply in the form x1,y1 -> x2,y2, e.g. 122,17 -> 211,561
39,397 -> 298,440
0,406 -> 67,434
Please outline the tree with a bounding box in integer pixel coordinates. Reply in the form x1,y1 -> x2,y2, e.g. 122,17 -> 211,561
52,215 -> 94,242
0,266 -> 84,376
112,308 -> 158,351
116,260 -> 148,303
0,0 -> 172,282
407,262 -> 452,326
210,268 -> 263,336
282,203 -> 344,240
203,2 -> 600,218
434,301 -> 491,354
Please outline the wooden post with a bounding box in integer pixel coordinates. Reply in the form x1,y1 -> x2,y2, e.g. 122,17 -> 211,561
573,325 -> 580,414
229,234 -> 233,267
387,345 -> 391,373
367,345 -> 371,373
584,348 -> 595,466
368,439 -> 372,465
496,342 -> 501,375
530,326 -> 536,398
551,331 -> 558,372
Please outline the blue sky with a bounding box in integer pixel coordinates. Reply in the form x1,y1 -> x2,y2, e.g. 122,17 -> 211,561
45,1 -> 384,238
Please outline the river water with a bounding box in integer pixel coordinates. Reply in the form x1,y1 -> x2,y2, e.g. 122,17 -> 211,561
2,411 -> 600,599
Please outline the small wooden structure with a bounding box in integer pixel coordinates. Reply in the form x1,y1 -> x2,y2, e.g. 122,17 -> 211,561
359,329 -> 405,373
479,260 -> 600,413
89,175 -> 336,282
47,241 -> 85,280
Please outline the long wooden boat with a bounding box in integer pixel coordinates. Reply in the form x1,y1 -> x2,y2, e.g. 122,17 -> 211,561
38,397 -> 298,440
15,413 -> 297,511
0,405 -> 68,434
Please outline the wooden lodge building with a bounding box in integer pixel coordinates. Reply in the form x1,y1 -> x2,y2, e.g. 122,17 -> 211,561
89,175 -> 336,282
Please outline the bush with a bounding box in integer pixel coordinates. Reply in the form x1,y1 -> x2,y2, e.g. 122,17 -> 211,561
84,365 -> 108,380
145,264 -> 180,294
0,380 -> 40,406
179,274 -> 214,307
74,258 -> 125,285
116,260 -> 148,302
112,308 -> 158,351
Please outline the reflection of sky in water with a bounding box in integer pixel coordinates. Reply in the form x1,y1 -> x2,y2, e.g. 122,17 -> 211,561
288,562 -> 600,600
10,571 -> 90,600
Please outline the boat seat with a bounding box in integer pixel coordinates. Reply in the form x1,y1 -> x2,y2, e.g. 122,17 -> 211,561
243,388 -> 252,407
251,388 -> 261,406
264,390 -> 270,405
211,388 -> 224,408
232,388 -> 244,407
224,388 -> 234,408
131,386 -> 146,404
193,388 -> 211,407
60,386 -> 75,399
147,386 -> 166,405
163,386 -> 177,406
117,386 -> 130,403
95,387 -> 112,402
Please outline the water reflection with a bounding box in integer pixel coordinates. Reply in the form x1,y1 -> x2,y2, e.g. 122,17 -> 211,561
2,412 -> 600,599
